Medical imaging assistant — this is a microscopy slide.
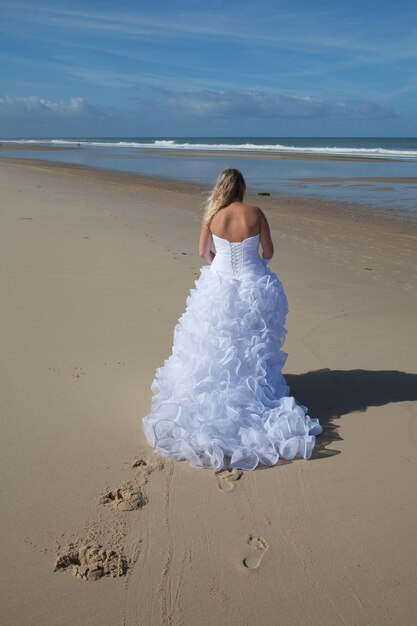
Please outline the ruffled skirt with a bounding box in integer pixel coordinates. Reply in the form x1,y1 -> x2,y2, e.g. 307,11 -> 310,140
142,265 -> 322,470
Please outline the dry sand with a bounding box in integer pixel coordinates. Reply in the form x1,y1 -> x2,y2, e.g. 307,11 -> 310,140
1,157 -> 416,625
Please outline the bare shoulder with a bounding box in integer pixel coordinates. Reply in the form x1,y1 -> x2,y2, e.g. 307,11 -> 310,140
257,207 -> 268,223
244,204 -> 269,227
237,202 -> 262,217
239,201 -> 260,211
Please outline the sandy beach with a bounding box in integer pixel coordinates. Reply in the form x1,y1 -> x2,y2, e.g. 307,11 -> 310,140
1,157 -> 417,625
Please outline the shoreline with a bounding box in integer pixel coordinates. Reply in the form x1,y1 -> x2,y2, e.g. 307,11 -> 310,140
290,175 -> 417,183
1,154 -> 416,235
0,141 -> 405,161
138,148 -> 396,162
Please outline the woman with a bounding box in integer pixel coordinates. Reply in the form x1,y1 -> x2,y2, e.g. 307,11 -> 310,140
142,169 -> 322,470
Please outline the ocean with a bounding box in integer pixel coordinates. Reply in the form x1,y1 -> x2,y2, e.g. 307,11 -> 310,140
1,137 -> 417,220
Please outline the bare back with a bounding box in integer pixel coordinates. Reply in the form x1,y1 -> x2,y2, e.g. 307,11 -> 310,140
210,202 -> 274,259
209,202 -> 261,242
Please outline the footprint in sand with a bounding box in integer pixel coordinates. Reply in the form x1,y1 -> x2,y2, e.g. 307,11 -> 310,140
132,455 -> 165,476
99,456 -> 165,512
54,541 -> 127,580
215,468 -> 243,492
242,535 -> 269,570
72,366 -> 86,380
99,481 -> 147,511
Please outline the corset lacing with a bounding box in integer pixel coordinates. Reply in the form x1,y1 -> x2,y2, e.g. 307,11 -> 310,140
230,242 -> 244,278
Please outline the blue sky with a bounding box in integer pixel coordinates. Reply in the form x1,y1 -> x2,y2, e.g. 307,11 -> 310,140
1,0 -> 416,137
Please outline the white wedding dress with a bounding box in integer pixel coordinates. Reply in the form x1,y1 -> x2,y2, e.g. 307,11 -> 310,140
142,233 -> 322,470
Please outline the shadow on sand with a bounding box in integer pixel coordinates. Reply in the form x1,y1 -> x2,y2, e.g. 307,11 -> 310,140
285,368 -> 417,461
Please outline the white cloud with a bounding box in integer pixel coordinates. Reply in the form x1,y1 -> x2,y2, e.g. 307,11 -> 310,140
0,89 -> 396,127
146,89 -> 395,121
332,99 -> 396,119
0,95 -> 99,119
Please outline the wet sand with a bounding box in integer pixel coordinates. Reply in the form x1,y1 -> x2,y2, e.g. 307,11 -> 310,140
1,155 -> 416,232
139,148 -> 395,162
1,157 -> 416,625
290,176 -> 417,183
0,142 -> 77,151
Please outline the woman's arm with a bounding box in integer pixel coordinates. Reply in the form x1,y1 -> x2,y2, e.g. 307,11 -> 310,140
259,209 -> 274,261
199,226 -> 215,264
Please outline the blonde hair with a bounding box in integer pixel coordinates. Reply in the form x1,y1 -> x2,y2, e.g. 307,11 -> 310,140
202,168 -> 246,228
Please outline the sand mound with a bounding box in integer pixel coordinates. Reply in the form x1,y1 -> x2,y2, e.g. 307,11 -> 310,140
54,542 -> 127,581
99,482 -> 147,511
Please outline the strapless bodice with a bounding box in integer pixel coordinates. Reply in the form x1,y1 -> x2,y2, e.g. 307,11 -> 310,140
210,233 -> 264,279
